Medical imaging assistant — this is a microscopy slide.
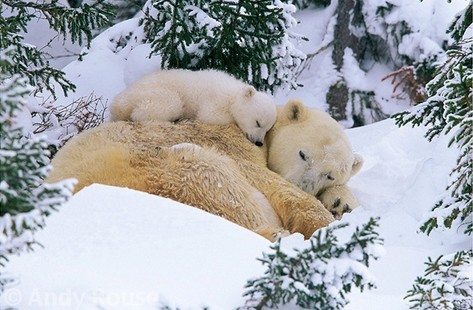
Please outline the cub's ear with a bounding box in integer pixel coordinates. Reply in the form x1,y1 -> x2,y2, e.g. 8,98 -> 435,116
280,99 -> 309,123
351,153 -> 363,176
244,86 -> 256,98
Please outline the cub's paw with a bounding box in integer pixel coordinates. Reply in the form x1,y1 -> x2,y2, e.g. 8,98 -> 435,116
317,186 -> 359,220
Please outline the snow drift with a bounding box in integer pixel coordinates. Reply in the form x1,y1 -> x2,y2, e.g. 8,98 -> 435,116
1,117 -> 470,309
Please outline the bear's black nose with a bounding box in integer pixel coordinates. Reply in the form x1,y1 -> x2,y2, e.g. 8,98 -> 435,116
255,141 -> 263,147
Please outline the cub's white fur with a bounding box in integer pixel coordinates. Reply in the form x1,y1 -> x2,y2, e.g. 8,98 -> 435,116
110,69 -> 277,146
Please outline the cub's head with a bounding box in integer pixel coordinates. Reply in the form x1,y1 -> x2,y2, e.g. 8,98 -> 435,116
266,99 -> 363,196
231,86 -> 277,147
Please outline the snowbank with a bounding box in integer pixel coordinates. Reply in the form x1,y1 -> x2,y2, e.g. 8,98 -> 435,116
5,1 -> 470,308
0,185 -> 270,309
1,117 -> 470,309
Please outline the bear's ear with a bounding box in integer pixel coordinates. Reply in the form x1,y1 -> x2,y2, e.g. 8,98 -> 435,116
351,153 -> 363,176
244,86 -> 256,98
281,99 -> 309,123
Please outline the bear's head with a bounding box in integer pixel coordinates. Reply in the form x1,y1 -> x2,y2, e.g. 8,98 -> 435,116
231,86 -> 277,147
266,99 -> 363,197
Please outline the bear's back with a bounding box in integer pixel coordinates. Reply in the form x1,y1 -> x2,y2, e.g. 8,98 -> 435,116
136,69 -> 245,104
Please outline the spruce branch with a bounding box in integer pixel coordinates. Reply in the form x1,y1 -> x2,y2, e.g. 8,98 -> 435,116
393,5 -> 472,236
0,49 -> 75,291
241,218 -> 383,309
141,0 -> 305,93
1,0 -> 115,98
3,0 -> 114,46
405,250 -> 473,310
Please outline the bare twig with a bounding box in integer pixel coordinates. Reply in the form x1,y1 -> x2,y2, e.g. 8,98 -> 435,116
382,66 -> 427,104
33,93 -> 107,147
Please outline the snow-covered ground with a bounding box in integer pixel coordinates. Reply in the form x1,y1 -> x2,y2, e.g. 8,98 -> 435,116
2,1 -> 471,309
1,117 -> 470,309
1,184 -> 270,309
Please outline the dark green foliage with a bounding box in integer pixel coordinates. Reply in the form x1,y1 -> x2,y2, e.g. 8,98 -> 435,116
241,218 -> 383,309
405,250 -> 473,309
354,1 -> 439,93
394,3 -> 472,236
0,49 -> 74,291
324,0 -> 450,123
0,49 -> 73,220
141,0 -> 305,93
292,0 -> 331,10
0,0 -> 115,97
67,0 -> 83,9
112,0 -> 147,23
448,2 -> 472,42
396,7 -> 472,309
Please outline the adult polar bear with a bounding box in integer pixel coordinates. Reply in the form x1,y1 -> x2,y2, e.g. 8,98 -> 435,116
109,69 -> 277,147
47,100 -> 363,240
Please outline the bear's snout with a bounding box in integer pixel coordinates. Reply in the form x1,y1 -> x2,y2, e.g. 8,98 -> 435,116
255,141 -> 263,147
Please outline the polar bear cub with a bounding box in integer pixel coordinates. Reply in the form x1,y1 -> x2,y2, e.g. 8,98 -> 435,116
109,69 -> 277,147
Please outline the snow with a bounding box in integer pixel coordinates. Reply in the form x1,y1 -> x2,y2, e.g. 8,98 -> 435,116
1,185 -> 270,309
2,1 -> 471,309
1,116 -> 470,309
274,0 -> 468,119
342,48 -> 372,92
186,5 -> 221,31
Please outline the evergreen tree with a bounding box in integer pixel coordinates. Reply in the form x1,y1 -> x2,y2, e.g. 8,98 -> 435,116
0,0 -> 115,98
241,218 -> 384,309
394,5 -> 472,308
141,0 -> 305,93
405,250 -> 473,310
394,3 -> 472,236
299,0 -> 449,126
292,0 -> 330,10
0,49 -> 75,291
112,0 -> 147,23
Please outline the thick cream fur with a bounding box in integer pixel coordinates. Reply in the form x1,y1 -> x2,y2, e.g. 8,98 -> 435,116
48,100 -> 362,239
47,116 -> 337,240
109,69 -> 277,146
266,99 -> 363,217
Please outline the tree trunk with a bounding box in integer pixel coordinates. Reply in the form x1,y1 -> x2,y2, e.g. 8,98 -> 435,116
327,82 -> 348,120
326,0 -> 358,121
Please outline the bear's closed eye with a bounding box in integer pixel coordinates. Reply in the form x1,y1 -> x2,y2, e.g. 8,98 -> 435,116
299,150 -> 307,161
